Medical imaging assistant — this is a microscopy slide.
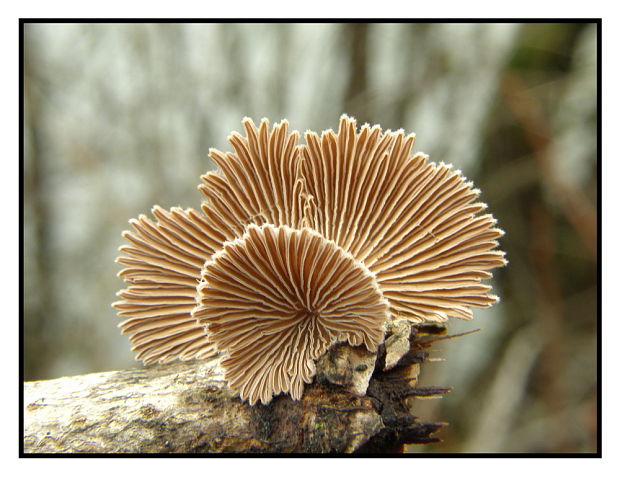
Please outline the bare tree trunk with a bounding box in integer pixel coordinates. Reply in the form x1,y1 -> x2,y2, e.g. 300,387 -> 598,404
23,324 -> 450,454
24,25 -> 57,381
343,23 -> 370,124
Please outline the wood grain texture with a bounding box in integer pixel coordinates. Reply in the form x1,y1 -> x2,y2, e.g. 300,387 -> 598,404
23,324 -> 449,454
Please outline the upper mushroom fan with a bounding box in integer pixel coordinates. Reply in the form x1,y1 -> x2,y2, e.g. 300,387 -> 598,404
114,115 -> 506,405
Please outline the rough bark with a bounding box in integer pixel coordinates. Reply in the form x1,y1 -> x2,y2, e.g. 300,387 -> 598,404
23,324 -> 450,454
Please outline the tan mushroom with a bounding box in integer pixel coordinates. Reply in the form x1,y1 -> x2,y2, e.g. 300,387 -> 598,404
193,223 -> 389,405
113,119 -> 304,366
299,115 -> 507,322
201,115 -> 507,322
113,206 -> 218,364
200,118 -> 307,234
113,114 -> 506,404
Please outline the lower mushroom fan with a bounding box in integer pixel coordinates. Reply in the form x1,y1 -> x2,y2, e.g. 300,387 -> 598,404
194,224 -> 389,406
113,115 -> 507,405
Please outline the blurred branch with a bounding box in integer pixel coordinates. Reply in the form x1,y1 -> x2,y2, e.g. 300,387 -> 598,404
500,72 -> 597,260
505,397 -> 597,452
528,201 -> 571,450
24,28 -> 56,380
501,71 -> 589,452
343,23 -> 370,122
463,324 -> 543,452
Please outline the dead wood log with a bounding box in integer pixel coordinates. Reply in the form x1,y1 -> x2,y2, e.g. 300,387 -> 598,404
23,324 -> 450,454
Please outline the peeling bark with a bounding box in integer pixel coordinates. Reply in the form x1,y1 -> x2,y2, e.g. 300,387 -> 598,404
23,324 -> 449,454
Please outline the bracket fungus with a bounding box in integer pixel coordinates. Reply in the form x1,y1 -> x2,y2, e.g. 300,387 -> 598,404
113,114 -> 507,405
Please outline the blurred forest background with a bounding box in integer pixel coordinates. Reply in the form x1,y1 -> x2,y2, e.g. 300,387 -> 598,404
23,22 -> 598,453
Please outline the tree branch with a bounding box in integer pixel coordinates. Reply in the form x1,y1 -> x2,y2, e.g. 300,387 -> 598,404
23,324 -> 448,454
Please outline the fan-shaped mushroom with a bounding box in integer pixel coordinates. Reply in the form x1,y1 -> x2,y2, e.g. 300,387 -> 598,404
113,115 -> 506,405
193,223 -> 388,405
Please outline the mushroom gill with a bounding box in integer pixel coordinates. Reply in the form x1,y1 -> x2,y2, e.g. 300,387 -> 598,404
201,115 -> 507,323
299,115 -> 507,322
192,223 -> 389,405
114,114 -> 506,405
199,118 -> 308,235
112,206 -> 219,364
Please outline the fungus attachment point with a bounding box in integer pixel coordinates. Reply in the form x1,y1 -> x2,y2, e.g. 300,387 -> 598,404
193,223 -> 389,405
